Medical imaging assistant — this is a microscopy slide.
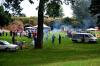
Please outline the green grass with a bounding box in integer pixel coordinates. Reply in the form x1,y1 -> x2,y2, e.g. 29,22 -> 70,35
0,31 -> 100,66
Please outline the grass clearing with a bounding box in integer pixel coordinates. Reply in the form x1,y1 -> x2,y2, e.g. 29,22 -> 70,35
0,31 -> 100,66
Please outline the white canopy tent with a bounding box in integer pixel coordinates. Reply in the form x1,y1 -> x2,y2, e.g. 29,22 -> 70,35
33,24 -> 51,29
25,27 -> 33,29
86,28 -> 98,31
86,28 -> 98,36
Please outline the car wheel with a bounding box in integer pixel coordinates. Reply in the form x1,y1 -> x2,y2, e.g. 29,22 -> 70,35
73,40 -> 78,43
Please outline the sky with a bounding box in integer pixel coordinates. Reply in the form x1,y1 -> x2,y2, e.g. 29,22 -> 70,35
0,0 -> 73,17
20,0 -> 73,17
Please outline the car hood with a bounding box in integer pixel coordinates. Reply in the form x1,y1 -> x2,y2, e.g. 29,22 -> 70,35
91,37 -> 97,39
8,44 -> 18,47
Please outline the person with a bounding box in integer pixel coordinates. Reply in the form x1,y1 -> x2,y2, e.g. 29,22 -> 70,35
58,34 -> 61,44
10,31 -> 12,36
28,30 -> 31,38
19,41 -> 23,50
45,33 -> 48,41
12,32 -> 16,44
32,30 -> 37,46
6,32 -> 8,36
15,41 -> 23,50
12,35 -> 15,44
51,34 -> 55,47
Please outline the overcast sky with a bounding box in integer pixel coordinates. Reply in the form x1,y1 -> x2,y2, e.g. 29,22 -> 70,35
20,0 -> 73,17
0,0 -> 73,17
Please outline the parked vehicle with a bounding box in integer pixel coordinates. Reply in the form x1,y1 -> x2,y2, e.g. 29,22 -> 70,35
0,40 -> 19,51
71,33 -> 97,43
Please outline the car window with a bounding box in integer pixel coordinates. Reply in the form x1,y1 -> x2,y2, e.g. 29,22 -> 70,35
78,34 -> 84,38
88,34 -> 94,37
0,42 -> 5,45
3,41 -> 10,45
84,35 -> 89,37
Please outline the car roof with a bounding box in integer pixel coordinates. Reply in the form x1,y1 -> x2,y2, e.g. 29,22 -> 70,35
75,33 -> 92,35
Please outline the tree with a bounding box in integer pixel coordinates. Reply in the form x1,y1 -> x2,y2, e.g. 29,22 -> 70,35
89,0 -> 100,15
45,0 -> 63,18
64,0 -> 95,29
70,0 -> 91,21
62,17 -> 72,25
0,6 -> 11,28
4,0 -> 24,16
90,0 -> 100,29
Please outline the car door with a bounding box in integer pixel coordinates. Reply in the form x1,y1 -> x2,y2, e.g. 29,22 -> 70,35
84,34 -> 90,42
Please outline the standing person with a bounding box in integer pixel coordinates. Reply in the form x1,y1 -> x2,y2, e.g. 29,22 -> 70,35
32,30 -> 37,46
6,32 -> 8,36
12,32 -> 16,44
10,31 -> 12,36
58,34 -> 61,44
51,34 -> 55,47
45,33 -> 48,41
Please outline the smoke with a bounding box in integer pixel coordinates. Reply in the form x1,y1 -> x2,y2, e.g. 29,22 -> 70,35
50,17 -> 96,32
82,16 -> 96,29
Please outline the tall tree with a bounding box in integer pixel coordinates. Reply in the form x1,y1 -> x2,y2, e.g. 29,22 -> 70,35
69,0 -> 91,21
64,0 -> 95,28
90,0 -> 100,28
0,6 -> 11,28
45,0 -> 63,18
89,0 -> 100,15
4,0 -> 24,16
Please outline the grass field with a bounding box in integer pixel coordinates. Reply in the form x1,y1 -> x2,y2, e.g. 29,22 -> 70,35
0,31 -> 100,66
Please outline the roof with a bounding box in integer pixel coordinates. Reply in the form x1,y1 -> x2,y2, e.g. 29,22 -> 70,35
33,24 -> 50,28
75,33 -> 92,35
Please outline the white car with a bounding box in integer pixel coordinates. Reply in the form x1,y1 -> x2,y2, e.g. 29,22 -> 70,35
0,40 -> 19,51
71,33 -> 97,43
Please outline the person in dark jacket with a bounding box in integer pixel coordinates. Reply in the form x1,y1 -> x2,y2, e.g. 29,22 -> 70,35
58,34 -> 61,44
51,34 -> 55,47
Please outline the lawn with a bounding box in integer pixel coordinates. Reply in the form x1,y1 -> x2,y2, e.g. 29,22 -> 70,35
0,31 -> 100,66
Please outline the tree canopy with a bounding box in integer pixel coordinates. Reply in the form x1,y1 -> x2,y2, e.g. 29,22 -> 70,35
4,0 -> 24,16
90,0 -> 100,28
89,0 -> 100,15
0,6 -> 11,27
45,0 -> 64,18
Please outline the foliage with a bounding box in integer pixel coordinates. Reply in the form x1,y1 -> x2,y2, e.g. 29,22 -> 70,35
62,17 -> 79,28
89,0 -> 100,15
11,16 -> 37,26
4,0 -> 24,16
0,6 -> 11,27
45,0 -> 64,18
62,17 -> 72,24
70,0 -> 91,21
90,0 -> 100,29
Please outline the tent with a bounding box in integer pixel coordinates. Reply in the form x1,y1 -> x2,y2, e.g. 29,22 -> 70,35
33,24 -> 51,29
86,28 -> 98,31
25,27 -> 33,29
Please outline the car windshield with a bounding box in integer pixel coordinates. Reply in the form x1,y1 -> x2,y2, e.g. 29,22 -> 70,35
88,34 -> 94,37
3,41 -> 10,45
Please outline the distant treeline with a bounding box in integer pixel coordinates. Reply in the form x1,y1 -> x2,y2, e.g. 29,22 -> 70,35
11,16 -> 78,27
11,16 -> 38,26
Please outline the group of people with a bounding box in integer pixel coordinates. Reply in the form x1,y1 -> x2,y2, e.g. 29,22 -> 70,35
32,31 -> 62,47
51,34 -> 61,45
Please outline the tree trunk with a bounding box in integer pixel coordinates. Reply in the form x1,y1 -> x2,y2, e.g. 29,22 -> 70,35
34,0 -> 44,49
